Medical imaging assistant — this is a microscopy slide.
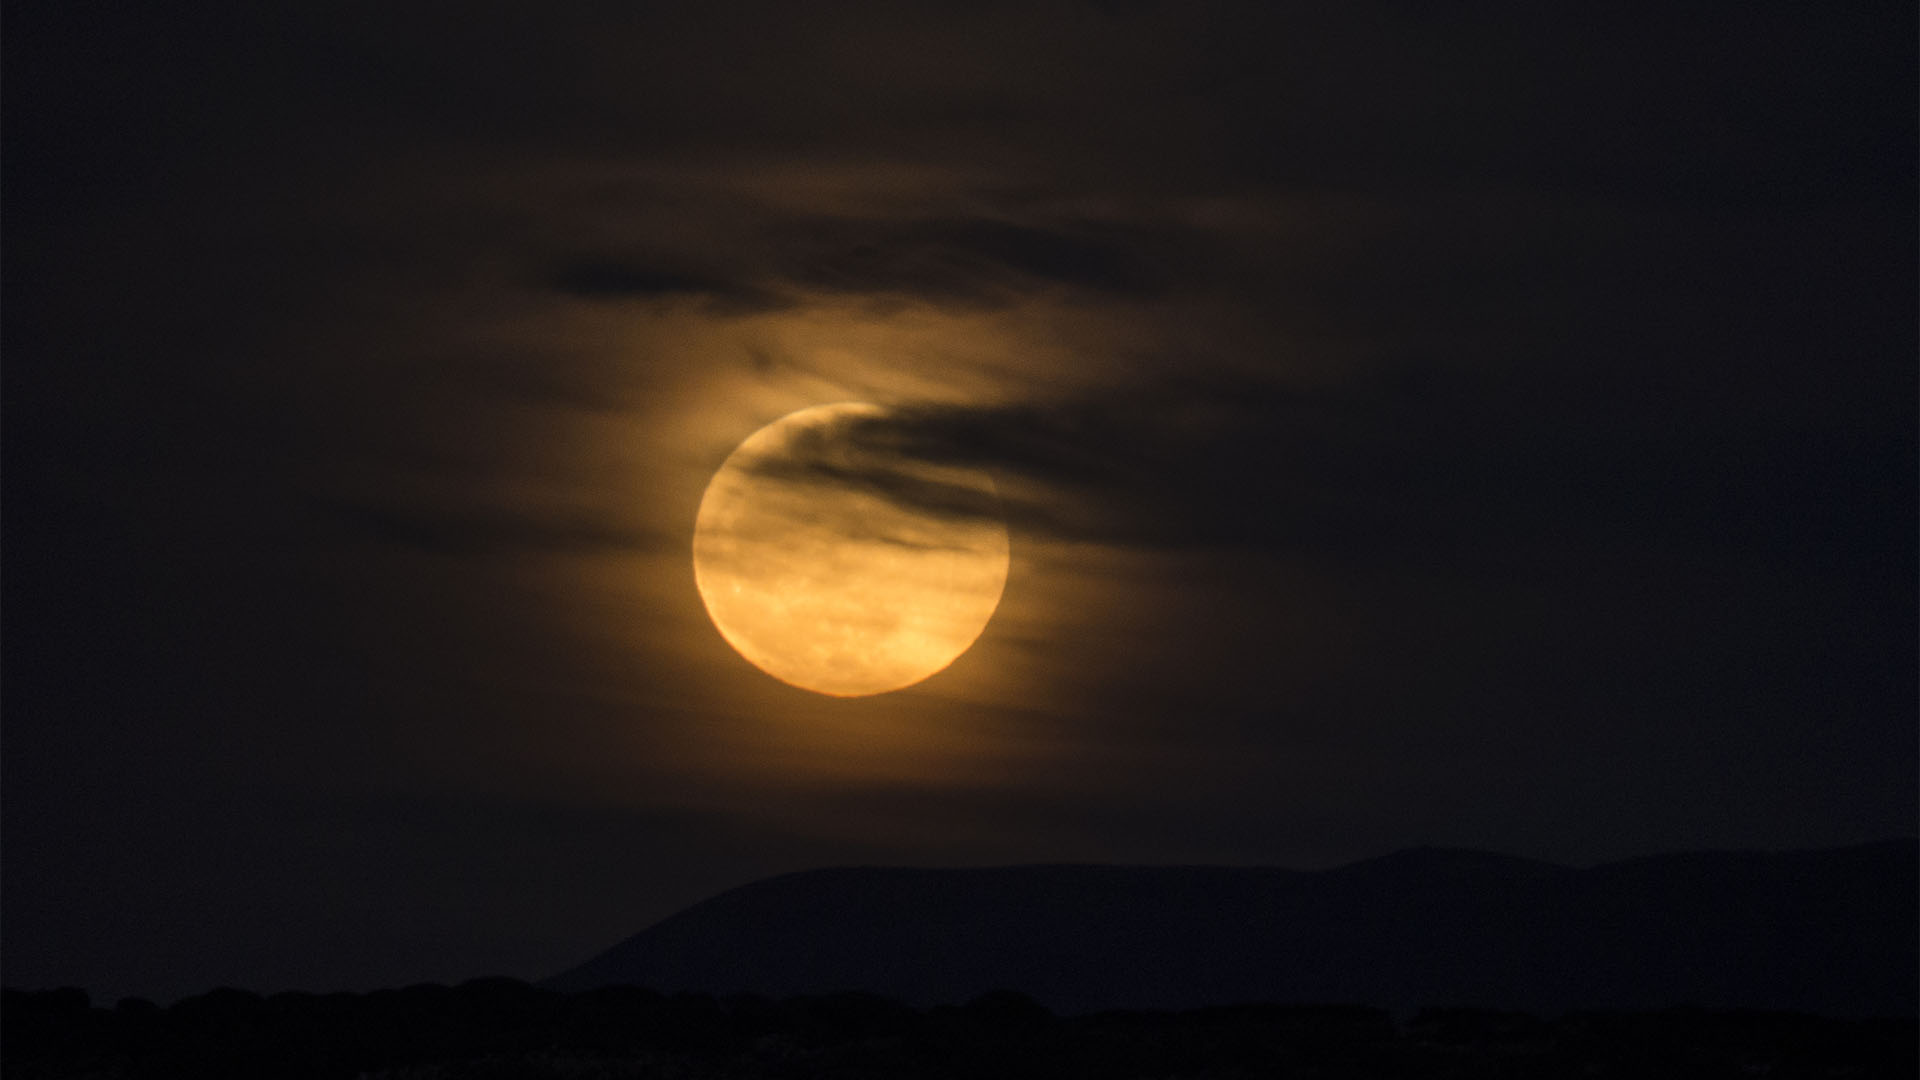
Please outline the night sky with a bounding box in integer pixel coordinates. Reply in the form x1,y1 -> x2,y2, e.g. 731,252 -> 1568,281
6,1 -> 1914,1005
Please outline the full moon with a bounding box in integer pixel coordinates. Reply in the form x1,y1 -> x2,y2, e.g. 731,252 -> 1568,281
692,403 -> 1011,697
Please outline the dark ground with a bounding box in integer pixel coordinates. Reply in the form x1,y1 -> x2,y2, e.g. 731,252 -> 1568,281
549,844 -> 1920,1017
6,981 -> 1915,1079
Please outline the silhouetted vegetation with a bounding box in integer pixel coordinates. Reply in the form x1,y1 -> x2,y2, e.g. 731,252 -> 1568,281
5,981 -> 1913,1079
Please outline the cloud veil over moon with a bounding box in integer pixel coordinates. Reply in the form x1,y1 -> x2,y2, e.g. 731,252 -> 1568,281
693,403 -> 1010,697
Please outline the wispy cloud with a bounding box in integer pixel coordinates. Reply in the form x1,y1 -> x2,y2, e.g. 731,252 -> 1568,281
545,260 -> 789,315
315,492 -> 669,556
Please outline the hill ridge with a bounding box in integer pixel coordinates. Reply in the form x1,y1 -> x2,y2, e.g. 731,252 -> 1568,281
549,840 -> 1918,1016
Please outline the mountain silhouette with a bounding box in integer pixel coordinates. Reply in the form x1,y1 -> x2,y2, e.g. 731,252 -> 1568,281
548,840 -> 1917,1016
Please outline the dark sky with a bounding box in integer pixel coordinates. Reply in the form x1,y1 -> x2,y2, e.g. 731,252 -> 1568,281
5,1 -> 1914,1004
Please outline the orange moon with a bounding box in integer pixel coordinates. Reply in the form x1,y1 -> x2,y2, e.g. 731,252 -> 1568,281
692,403 -> 1010,696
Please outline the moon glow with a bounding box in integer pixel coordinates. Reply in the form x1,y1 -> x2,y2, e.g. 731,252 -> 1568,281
693,403 -> 1010,697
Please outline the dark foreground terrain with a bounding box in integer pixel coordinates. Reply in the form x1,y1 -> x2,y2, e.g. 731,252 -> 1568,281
6,981 -> 1915,1080
552,842 -> 1919,1016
